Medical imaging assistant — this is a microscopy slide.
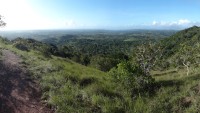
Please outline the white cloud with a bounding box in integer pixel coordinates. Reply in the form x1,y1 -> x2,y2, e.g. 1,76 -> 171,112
178,19 -> 191,25
152,19 -> 193,26
150,19 -> 200,29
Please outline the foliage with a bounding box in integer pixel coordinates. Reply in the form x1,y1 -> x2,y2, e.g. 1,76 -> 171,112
134,41 -> 163,76
0,39 -> 133,112
12,38 -> 58,57
5,30 -> 174,72
89,54 -> 128,71
155,26 -> 200,70
41,31 -> 172,71
109,61 -> 155,95
3,26 -> 200,112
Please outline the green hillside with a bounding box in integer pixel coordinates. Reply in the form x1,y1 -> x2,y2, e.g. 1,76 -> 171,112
0,37 -> 136,112
1,26 -> 200,113
160,26 -> 200,67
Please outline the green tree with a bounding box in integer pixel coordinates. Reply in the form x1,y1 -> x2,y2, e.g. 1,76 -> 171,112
134,42 -> 163,76
109,61 -> 155,95
174,43 -> 200,76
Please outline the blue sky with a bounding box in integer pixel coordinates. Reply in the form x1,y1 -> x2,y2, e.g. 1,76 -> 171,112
0,0 -> 200,30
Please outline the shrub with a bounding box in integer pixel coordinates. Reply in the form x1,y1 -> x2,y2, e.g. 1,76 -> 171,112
109,61 -> 155,96
14,43 -> 29,51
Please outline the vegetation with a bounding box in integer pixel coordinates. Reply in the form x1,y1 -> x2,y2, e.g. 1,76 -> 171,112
158,26 -> 200,70
1,26 -> 200,112
0,37 -> 135,112
41,31 -> 174,71
109,61 -> 155,96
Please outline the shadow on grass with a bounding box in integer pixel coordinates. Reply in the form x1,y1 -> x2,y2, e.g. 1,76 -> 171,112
182,74 -> 200,82
144,79 -> 184,97
138,72 -> 200,98
156,79 -> 183,87
131,78 -> 184,98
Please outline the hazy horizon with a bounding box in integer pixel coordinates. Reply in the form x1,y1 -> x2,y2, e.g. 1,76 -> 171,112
0,28 -> 180,32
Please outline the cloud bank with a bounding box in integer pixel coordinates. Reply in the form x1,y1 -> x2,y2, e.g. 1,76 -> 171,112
151,19 -> 200,29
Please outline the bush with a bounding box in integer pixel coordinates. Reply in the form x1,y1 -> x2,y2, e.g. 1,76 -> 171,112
109,62 -> 155,96
14,43 -> 29,51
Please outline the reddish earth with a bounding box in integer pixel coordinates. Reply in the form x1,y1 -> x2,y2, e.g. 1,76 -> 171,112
0,50 -> 54,113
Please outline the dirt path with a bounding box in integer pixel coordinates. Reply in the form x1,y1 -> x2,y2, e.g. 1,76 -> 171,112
0,50 -> 53,113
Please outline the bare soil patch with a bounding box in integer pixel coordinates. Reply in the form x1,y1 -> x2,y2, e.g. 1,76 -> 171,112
0,50 -> 53,113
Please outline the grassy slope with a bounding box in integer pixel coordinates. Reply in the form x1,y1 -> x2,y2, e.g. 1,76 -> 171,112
0,39 -> 135,113
1,26 -> 200,113
150,66 -> 200,113
142,26 -> 200,113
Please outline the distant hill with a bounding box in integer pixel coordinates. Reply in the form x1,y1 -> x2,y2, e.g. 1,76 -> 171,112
161,26 -> 200,55
158,26 -> 200,68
